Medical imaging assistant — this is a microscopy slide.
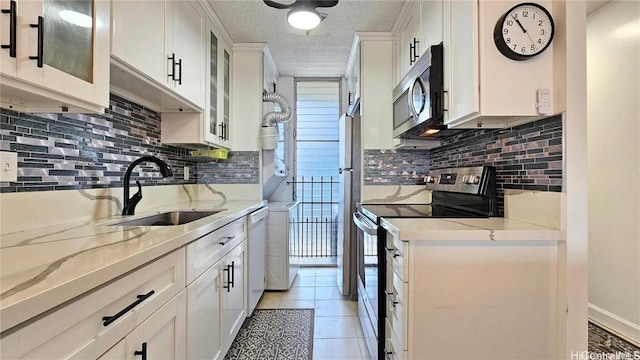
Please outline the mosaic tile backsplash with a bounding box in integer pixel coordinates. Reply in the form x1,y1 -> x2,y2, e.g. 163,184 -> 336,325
0,94 -> 258,193
364,115 -> 563,216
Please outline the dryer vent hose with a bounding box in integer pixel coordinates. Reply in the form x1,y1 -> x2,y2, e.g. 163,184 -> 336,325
262,91 -> 292,127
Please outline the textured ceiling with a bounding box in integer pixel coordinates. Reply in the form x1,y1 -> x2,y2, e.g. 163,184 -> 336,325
208,0 -> 404,77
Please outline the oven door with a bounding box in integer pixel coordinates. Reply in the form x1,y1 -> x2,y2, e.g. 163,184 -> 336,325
353,211 -> 380,358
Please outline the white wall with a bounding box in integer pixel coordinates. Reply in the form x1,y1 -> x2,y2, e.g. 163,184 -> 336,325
587,0 -> 640,344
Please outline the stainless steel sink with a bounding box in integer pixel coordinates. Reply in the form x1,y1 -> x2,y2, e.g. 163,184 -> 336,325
111,210 -> 226,226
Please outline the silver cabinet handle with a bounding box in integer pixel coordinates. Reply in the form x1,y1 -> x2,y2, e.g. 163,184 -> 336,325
384,290 -> 399,307
384,246 -> 399,258
219,235 -> 235,246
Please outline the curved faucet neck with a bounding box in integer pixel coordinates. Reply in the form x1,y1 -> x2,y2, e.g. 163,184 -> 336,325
122,156 -> 173,215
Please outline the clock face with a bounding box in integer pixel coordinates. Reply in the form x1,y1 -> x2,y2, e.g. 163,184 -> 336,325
494,3 -> 554,61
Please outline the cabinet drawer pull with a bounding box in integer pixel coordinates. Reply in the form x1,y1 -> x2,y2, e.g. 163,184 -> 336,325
384,246 -> 399,258
1,0 -> 17,58
102,290 -> 155,326
134,342 -> 147,360
219,235 -> 235,246
175,58 -> 182,85
348,91 -> 353,105
384,290 -> 399,307
384,348 -> 394,360
223,266 -> 231,292
29,16 -> 43,67
167,53 -> 176,80
230,261 -> 235,288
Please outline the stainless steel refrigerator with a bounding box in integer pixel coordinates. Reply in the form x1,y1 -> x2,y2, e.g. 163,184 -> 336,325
337,100 -> 361,298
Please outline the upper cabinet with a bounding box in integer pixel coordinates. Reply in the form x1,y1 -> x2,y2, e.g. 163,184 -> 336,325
0,0 -> 110,112
443,0 -> 555,128
392,0 -> 421,87
346,33 -> 393,150
344,36 -> 360,108
111,0 -> 204,112
393,0 -> 555,129
161,10 -> 232,149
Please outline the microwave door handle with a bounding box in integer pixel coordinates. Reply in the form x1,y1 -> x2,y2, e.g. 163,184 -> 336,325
352,212 -> 378,235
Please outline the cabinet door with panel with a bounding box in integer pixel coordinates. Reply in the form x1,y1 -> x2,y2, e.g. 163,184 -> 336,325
0,0 -> 109,112
442,0 -> 480,125
111,0 -> 165,84
97,289 -> 187,360
221,240 -> 247,353
167,0 -> 204,108
421,0 -> 443,50
186,260 -> 224,360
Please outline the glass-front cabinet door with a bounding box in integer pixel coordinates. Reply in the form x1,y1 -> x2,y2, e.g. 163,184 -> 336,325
204,20 -> 231,148
13,0 -> 109,110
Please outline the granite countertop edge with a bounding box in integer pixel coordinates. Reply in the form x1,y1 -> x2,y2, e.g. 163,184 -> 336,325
0,199 -> 267,333
380,217 -> 566,242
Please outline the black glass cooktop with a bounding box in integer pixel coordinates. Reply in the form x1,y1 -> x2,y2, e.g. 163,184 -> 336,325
359,203 -> 487,220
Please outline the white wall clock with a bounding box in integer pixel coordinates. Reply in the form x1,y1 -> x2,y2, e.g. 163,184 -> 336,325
493,2 -> 555,61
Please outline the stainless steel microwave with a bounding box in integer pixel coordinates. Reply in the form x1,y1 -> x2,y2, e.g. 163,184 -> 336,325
392,42 -> 444,139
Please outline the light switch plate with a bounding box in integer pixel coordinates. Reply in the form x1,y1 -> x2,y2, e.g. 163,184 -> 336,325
0,151 -> 17,182
184,166 -> 189,181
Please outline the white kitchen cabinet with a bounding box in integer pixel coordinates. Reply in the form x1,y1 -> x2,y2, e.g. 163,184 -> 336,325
185,220 -> 248,360
421,0 -> 443,55
99,291 -> 186,360
166,0 -> 204,108
442,0 -> 555,128
247,207 -> 268,315
161,16 -> 232,149
111,0 -> 165,86
110,0 -> 205,112
382,230 -> 559,359
0,249 -> 185,359
222,240 -> 247,354
352,33 -> 393,150
344,37 -> 360,107
392,1 -> 421,86
0,0 -> 109,113
186,261 -> 224,360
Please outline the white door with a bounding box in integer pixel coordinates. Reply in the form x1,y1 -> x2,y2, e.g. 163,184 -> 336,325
337,113 -> 353,296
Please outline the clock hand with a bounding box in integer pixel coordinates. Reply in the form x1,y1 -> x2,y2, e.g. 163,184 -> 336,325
512,15 -> 537,49
513,16 -> 527,33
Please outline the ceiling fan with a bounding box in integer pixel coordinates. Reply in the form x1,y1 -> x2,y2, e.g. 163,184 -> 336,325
263,0 -> 339,30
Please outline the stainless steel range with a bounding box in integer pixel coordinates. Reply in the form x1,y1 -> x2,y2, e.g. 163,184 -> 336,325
353,165 -> 498,359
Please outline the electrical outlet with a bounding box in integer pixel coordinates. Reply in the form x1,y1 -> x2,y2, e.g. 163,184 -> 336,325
536,88 -> 552,114
0,151 -> 17,182
184,166 -> 189,181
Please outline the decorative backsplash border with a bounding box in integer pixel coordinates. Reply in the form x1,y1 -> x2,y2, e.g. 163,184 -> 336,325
364,115 -> 563,216
364,149 -> 430,185
197,152 -> 259,184
0,94 -> 259,193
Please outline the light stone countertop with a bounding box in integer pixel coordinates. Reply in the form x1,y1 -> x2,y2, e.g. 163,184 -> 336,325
381,217 -> 565,242
0,199 -> 266,333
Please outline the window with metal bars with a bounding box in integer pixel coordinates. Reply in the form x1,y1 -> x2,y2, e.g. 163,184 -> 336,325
292,80 -> 341,261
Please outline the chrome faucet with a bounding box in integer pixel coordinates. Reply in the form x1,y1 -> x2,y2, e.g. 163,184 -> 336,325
122,156 -> 173,215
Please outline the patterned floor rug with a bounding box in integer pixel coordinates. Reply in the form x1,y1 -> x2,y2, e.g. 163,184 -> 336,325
225,309 -> 314,360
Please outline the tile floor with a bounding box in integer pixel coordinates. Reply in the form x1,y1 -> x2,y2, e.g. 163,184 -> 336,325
256,267 -> 370,360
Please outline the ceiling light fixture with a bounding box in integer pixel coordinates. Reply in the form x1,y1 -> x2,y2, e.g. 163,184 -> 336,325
287,8 -> 321,30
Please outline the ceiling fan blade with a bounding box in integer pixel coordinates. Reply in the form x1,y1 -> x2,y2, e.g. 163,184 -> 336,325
263,0 -> 294,10
311,0 -> 339,8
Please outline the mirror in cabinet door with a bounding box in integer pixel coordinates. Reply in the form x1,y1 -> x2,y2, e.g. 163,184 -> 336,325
0,0 -> 109,112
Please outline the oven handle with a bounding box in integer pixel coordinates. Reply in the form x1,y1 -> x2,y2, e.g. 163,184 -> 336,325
352,212 -> 378,235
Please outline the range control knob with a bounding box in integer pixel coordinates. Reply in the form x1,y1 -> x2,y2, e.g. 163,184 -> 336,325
425,175 -> 437,184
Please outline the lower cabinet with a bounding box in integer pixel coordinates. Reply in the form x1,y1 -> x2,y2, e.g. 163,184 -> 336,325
382,230 -> 560,359
221,240 -> 247,354
186,261 -> 224,360
186,239 -> 248,360
98,291 -> 186,360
